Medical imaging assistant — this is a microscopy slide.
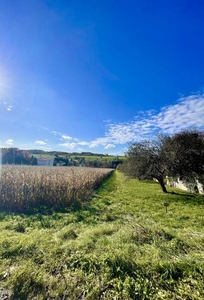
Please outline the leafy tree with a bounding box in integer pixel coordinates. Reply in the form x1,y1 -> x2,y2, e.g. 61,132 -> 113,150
165,130 -> 204,180
122,138 -> 168,192
121,130 -> 204,193
53,157 -> 69,166
2,148 -> 22,164
1,148 -> 32,165
31,155 -> 38,165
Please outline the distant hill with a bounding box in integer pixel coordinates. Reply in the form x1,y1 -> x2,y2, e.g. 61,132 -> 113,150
0,148 -> 125,168
28,149 -> 125,169
28,149 -> 119,157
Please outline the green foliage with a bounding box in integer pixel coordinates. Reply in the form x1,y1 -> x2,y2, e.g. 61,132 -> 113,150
166,129 -> 204,179
121,138 -> 168,192
0,171 -> 203,299
1,148 -> 32,165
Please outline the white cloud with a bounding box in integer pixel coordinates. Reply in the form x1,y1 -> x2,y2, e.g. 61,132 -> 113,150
61,134 -> 72,140
78,141 -> 89,146
86,94 -> 204,148
51,130 -> 73,141
60,142 -> 76,149
40,126 -> 49,131
48,94 -> 204,152
0,101 -> 13,111
6,139 -> 13,145
103,119 -> 112,123
88,137 -> 110,148
35,140 -> 46,145
51,131 -> 60,136
104,144 -> 115,149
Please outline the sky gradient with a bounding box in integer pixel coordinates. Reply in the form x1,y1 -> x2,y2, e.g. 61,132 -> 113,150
0,0 -> 204,154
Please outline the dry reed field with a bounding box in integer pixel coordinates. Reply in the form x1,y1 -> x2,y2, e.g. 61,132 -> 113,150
0,165 -> 113,213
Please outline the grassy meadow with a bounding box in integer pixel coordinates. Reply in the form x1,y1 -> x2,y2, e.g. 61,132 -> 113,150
0,170 -> 203,299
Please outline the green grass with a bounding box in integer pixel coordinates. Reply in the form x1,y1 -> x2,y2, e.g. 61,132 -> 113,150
33,153 -> 124,161
0,171 -> 203,299
69,155 -> 125,160
33,154 -> 56,159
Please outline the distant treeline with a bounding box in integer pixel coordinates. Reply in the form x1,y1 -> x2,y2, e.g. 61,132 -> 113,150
0,148 -> 124,169
28,149 -> 112,157
0,148 -> 37,165
54,156 -> 123,169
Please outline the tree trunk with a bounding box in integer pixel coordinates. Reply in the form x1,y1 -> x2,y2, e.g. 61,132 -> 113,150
159,180 -> 168,193
154,175 -> 168,193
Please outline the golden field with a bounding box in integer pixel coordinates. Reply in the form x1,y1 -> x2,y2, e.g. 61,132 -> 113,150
0,165 -> 113,213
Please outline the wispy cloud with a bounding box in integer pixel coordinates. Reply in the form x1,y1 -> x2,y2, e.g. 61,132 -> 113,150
88,138 -> 110,148
105,144 -> 115,149
7,106 -> 13,111
54,94 -> 204,151
87,94 -> 204,148
51,131 -> 61,136
0,101 -> 13,111
35,140 -> 46,145
6,139 -> 14,145
51,131 -> 73,141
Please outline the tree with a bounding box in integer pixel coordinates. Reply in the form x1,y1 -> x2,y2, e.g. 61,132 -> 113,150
122,137 -> 168,192
165,130 -> 204,180
1,148 -> 32,165
121,130 -> 204,193
31,155 -> 38,165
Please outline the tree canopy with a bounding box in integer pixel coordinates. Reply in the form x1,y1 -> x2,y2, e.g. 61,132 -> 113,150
120,130 -> 204,193
166,130 -> 204,179
0,148 -> 37,165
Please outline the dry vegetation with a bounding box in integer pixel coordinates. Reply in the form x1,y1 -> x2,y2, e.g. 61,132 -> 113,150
0,165 -> 113,213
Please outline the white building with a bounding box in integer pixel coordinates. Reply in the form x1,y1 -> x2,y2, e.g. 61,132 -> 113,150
166,177 -> 204,195
37,158 -> 54,166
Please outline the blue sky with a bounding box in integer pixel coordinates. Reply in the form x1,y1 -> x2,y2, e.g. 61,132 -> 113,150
0,0 -> 204,154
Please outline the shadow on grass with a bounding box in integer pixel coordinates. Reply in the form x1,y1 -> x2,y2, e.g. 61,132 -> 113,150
166,190 -> 204,206
0,211 -> 9,221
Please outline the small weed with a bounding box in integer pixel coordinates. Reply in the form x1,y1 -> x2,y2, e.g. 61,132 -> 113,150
14,222 -> 26,233
102,212 -> 116,222
60,228 -> 78,240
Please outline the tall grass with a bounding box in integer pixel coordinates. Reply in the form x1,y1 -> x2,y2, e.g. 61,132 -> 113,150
0,165 -> 113,213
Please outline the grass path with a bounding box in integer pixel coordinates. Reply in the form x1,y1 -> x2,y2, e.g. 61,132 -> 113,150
0,171 -> 203,299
